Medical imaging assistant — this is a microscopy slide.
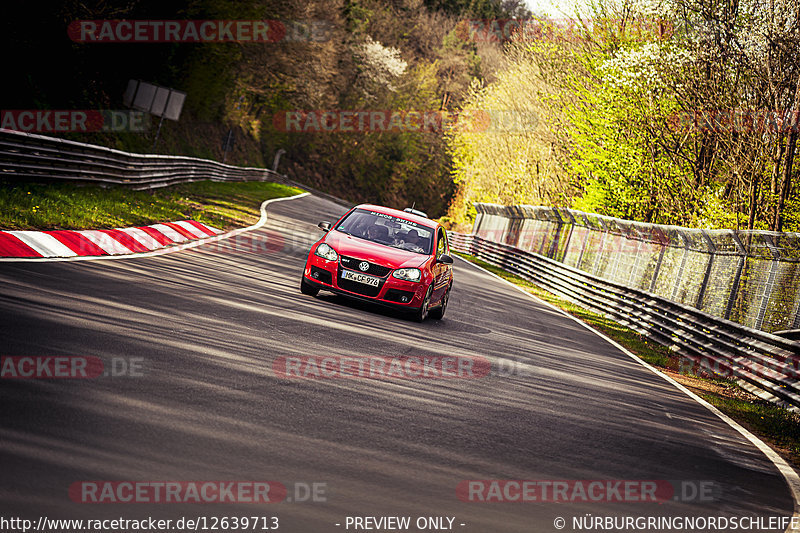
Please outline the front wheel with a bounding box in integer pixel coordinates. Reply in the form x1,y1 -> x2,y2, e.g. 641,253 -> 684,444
429,286 -> 449,320
300,276 -> 319,296
414,286 -> 432,322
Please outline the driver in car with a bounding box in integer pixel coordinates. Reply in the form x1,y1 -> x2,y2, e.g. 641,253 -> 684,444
403,229 -> 424,252
367,224 -> 391,244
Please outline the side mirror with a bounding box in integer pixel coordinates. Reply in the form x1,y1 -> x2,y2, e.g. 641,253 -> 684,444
437,254 -> 454,265
317,221 -> 332,232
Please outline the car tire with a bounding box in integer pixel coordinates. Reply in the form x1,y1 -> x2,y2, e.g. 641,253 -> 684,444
414,286 -> 432,322
429,286 -> 449,320
300,276 -> 319,297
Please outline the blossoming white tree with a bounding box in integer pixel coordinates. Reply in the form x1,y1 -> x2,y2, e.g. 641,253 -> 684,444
353,36 -> 409,96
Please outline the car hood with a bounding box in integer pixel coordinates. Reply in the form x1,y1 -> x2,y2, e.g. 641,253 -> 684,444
325,231 -> 428,269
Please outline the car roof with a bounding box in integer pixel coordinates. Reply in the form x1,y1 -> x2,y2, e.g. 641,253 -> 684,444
355,204 -> 439,229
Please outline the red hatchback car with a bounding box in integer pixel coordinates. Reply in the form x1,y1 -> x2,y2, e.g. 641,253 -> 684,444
300,204 -> 454,321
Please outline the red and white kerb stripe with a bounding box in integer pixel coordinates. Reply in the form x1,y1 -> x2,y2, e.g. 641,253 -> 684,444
0,220 -> 222,258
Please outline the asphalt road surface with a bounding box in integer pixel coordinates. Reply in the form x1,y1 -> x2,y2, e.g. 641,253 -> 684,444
0,193 -> 794,533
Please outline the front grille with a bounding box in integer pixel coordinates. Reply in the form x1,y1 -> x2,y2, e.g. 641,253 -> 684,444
339,256 -> 392,277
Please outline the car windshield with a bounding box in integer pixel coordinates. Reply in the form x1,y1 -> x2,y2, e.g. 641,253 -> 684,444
336,209 -> 433,255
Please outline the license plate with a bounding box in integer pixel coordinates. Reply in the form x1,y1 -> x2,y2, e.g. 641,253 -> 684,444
342,270 -> 380,287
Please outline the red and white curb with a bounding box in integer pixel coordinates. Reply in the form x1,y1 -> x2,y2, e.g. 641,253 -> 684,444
0,221 -> 222,258
0,192 -> 310,262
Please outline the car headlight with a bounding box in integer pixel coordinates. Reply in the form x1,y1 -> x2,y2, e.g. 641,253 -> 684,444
392,268 -> 422,282
314,243 -> 338,261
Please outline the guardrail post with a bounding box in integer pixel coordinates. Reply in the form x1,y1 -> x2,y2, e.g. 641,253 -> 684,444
558,210 -> 576,263
754,235 -> 782,330
607,229 -> 620,280
272,148 -> 286,172
628,238 -> 643,288
592,223 -> 609,276
507,217 -> 520,247
649,242 -> 667,293
724,230 -> 747,320
671,232 -> 691,302
547,209 -> 564,259
472,212 -> 483,236
536,213 -> 549,256
695,230 -> 716,310
576,222 -> 591,270
521,219 -> 535,251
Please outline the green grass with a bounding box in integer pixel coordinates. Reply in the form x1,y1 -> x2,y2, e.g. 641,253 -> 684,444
0,180 -> 303,231
702,392 -> 800,456
455,251 -> 800,464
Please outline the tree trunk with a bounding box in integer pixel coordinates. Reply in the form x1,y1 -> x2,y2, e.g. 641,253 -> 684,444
748,173 -> 759,230
775,141 -> 795,232
775,77 -> 800,232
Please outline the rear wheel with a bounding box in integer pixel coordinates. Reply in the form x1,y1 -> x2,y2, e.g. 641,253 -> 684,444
300,276 -> 319,296
429,286 -> 449,320
414,286 -> 432,322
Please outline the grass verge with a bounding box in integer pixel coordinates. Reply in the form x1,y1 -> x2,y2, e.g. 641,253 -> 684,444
455,252 -> 800,468
0,180 -> 304,231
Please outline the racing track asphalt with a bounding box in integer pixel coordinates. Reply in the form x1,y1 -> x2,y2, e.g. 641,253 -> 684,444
0,193 -> 795,532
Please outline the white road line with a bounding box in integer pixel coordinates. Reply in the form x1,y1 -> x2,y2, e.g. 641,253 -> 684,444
458,256 -> 800,530
0,192 -> 310,263
7,231 -> 77,257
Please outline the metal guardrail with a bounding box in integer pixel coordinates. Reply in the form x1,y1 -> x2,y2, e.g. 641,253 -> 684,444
0,128 -> 281,189
472,203 -> 800,334
448,232 -> 800,408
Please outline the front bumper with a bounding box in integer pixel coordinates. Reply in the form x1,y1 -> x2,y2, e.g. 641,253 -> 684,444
303,254 -> 426,309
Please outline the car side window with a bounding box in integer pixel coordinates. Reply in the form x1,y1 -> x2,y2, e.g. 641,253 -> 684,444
437,228 -> 448,257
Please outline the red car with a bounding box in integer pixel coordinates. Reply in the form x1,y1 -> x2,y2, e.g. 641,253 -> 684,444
300,204 -> 454,321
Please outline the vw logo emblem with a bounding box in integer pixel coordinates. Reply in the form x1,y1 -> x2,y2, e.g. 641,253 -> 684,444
358,261 -> 370,271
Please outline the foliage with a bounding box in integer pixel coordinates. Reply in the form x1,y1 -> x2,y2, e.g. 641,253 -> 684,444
4,0 -> 528,219
353,36 -> 409,95
445,0 -> 800,231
